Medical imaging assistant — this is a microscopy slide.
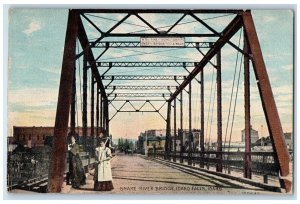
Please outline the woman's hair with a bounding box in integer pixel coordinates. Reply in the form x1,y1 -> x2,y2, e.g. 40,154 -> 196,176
96,137 -> 107,146
68,135 -> 77,144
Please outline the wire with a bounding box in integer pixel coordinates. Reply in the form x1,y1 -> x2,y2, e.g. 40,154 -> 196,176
227,42 -> 243,155
208,79 -> 217,151
193,76 -> 200,151
128,13 -> 235,34
77,41 -> 84,126
205,67 -> 215,147
99,47 -> 194,61
98,47 -> 200,75
120,47 -> 198,61
85,13 -> 234,37
85,13 -> 149,29
224,29 -> 242,147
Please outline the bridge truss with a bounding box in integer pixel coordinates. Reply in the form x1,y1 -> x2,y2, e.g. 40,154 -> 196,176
47,9 -> 291,193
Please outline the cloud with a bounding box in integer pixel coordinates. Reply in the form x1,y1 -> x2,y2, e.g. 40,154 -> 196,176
9,88 -> 58,108
282,64 -> 293,71
22,20 -> 41,35
272,84 -> 293,95
261,15 -> 276,23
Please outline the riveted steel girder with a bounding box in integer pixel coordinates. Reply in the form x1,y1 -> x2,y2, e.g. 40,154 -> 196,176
48,10 -> 79,193
168,15 -> 243,102
242,10 -> 290,192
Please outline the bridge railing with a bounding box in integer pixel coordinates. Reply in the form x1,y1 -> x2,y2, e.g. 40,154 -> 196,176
148,150 -> 280,178
7,147 -> 96,191
7,147 -> 52,190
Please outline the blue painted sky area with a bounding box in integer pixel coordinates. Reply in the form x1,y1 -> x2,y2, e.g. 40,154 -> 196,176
8,9 -> 293,140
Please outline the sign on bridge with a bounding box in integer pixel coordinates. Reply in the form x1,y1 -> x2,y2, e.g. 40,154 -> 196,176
140,37 -> 185,47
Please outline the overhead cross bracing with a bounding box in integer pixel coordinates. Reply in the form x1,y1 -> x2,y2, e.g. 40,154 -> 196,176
107,93 -> 172,97
105,85 -> 178,90
91,41 -> 214,48
95,62 -> 200,67
101,75 -> 186,80
48,9 -> 291,194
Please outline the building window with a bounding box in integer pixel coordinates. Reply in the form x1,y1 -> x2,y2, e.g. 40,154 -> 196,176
37,135 -> 40,141
43,135 -> 46,140
29,134 -> 32,140
23,134 -> 25,141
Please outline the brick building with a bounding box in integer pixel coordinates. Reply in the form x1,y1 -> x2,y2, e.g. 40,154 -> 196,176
13,126 -> 97,147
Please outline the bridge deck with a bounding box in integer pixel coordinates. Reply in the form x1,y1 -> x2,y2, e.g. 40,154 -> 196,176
60,154 -> 279,195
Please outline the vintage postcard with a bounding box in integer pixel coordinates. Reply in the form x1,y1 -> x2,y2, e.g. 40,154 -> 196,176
6,8 -> 294,196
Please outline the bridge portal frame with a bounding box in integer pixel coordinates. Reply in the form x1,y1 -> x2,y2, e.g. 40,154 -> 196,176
47,9 -> 291,193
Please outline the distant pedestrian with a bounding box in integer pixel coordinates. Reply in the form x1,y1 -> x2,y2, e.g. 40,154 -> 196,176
67,135 -> 86,188
94,138 -> 114,191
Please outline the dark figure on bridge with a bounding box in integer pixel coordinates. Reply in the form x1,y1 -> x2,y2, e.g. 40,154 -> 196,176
66,136 -> 86,188
94,138 -> 114,191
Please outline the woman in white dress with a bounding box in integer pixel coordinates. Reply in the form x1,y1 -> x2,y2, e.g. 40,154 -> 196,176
94,138 -> 114,191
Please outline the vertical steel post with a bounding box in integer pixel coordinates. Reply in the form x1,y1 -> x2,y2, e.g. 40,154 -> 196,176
242,11 -> 290,192
103,99 -> 106,133
103,99 -> 109,137
244,30 -> 252,179
200,70 -> 205,168
106,101 -> 110,137
216,50 -> 223,172
90,75 -> 95,151
70,65 -> 76,136
180,92 -> 183,163
165,101 -> 171,160
47,10 -> 78,192
82,53 -> 88,151
96,85 -> 99,137
173,98 -> 177,162
100,95 -> 103,131
188,82 -> 192,165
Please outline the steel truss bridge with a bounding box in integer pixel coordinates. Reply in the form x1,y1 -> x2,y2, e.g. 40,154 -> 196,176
46,9 -> 292,194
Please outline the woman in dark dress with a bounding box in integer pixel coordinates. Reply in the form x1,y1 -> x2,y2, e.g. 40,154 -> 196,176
68,136 -> 86,188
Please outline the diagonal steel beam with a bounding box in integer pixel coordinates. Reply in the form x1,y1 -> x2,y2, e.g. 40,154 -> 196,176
47,10 -> 79,193
76,13 -> 131,59
95,47 -> 109,61
242,10 -> 291,192
190,12 -> 248,57
134,13 -> 160,34
77,16 -> 107,101
166,13 -> 187,33
81,13 -> 104,34
168,14 -> 243,102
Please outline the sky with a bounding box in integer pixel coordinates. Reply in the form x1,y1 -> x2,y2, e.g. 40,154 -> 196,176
7,9 -> 294,142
